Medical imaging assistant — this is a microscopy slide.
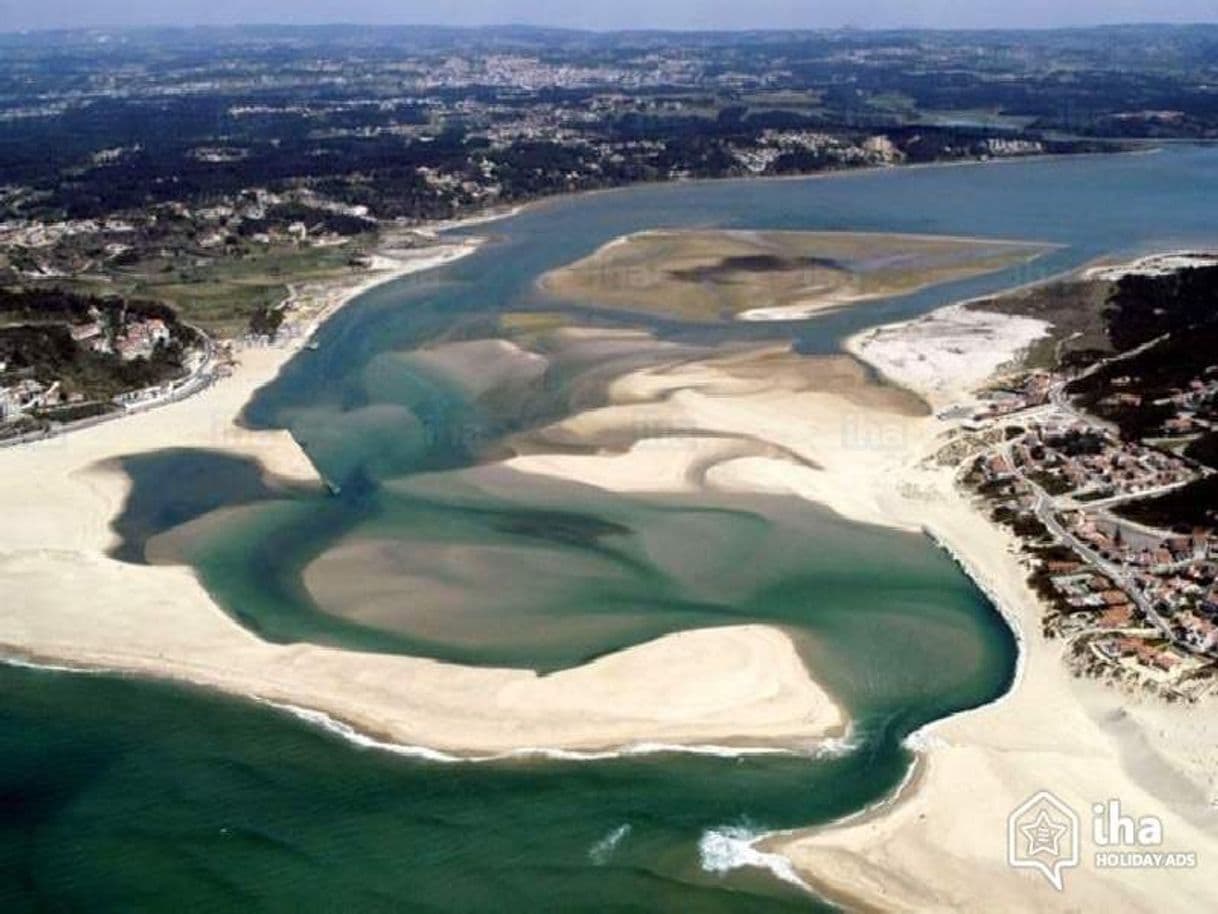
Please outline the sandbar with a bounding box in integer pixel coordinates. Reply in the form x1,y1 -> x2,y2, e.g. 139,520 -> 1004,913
540,229 -> 1050,323
0,238 -> 845,755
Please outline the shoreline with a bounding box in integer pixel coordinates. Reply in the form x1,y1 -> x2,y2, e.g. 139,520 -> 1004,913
513,145 -> 1150,222
0,648 -> 834,763
770,295 -> 1218,912
0,226 -> 851,755
0,232 -> 484,452
915,525 -> 1028,721
2,154 -> 1215,907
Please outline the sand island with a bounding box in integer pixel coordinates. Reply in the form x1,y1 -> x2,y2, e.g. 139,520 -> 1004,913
539,229 -> 1051,322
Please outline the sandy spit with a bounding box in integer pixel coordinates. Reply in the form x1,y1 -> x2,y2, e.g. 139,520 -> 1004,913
502,305 -> 1218,911
0,238 -> 845,756
774,310 -> 1218,913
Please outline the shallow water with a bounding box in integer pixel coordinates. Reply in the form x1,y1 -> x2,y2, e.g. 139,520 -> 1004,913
11,146 -> 1218,910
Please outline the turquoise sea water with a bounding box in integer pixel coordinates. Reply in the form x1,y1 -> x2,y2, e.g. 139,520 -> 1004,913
6,146 -> 1218,911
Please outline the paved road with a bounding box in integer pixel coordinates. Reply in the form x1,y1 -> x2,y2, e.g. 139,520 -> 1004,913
1029,489 -> 1174,639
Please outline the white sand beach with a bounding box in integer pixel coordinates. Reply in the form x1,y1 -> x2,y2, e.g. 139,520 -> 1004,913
775,309 -> 1218,913
0,238 -> 845,756
848,302 -> 1052,406
501,309 -> 1218,912
3,216 -> 1216,910
776,493 -> 1218,913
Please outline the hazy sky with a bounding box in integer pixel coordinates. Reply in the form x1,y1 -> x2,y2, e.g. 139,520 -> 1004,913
2,0 -> 1217,32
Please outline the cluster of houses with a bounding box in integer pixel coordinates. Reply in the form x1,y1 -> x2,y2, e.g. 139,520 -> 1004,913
1090,636 -> 1210,692
193,189 -> 370,250
730,131 -> 907,174
0,216 -> 136,250
2,187 -> 373,280
70,315 -> 172,361
1008,421 -> 1194,501
975,433 -> 1218,697
980,137 -> 1045,157
974,370 -> 1053,419
1147,369 -> 1218,438
1,313 -> 179,434
963,372 -> 1218,699
1035,515 -> 1218,699
0,377 -> 68,422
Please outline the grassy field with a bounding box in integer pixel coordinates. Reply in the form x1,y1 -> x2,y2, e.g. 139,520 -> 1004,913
540,229 -> 1049,323
66,241 -> 369,336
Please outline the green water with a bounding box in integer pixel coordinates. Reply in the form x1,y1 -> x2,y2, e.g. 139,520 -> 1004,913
8,146 -> 1218,910
2,664 -> 894,913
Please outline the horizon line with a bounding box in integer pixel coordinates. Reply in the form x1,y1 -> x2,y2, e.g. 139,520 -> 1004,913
3,20 -> 1217,39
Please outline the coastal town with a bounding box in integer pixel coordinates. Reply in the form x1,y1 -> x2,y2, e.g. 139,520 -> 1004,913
0,180 -> 463,444
955,264 -> 1218,702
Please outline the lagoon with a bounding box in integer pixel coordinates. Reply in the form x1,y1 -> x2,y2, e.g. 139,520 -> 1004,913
6,145 -> 1218,911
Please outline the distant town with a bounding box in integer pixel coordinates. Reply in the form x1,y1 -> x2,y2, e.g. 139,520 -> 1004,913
2,23 -> 1217,459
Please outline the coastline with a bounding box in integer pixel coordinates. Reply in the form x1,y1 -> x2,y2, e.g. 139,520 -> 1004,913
1,151 -> 1214,908
512,145 -> 1148,223
767,302 -> 1218,912
0,231 -> 849,756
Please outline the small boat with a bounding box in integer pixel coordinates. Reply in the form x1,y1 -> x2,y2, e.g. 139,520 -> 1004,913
305,340 -> 320,351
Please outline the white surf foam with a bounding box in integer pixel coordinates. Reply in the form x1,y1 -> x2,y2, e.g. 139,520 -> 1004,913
811,732 -> 860,759
698,824 -> 811,891
3,659 -> 853,770
902,728 -> 948,753
589,823 -> 632,865
0,654 -> 110,676
257,698 -> 814,764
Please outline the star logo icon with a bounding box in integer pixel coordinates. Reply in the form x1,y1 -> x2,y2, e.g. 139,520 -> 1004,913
1007,790 -> 1080,891
1020,809 -> 1070,857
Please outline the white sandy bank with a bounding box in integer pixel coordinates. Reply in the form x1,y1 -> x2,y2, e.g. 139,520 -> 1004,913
849,302 -> 1051,408
499,306 -> 1218,912
773,307 -> 1218,913
0,242 -> 843,755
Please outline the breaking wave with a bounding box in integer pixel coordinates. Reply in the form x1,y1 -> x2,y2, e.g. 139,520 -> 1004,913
589,824 -> 632,864
1,653 -> 111,676
811,732 -> 860,759
697,824 -> 810,891
259,698 -> 822,763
